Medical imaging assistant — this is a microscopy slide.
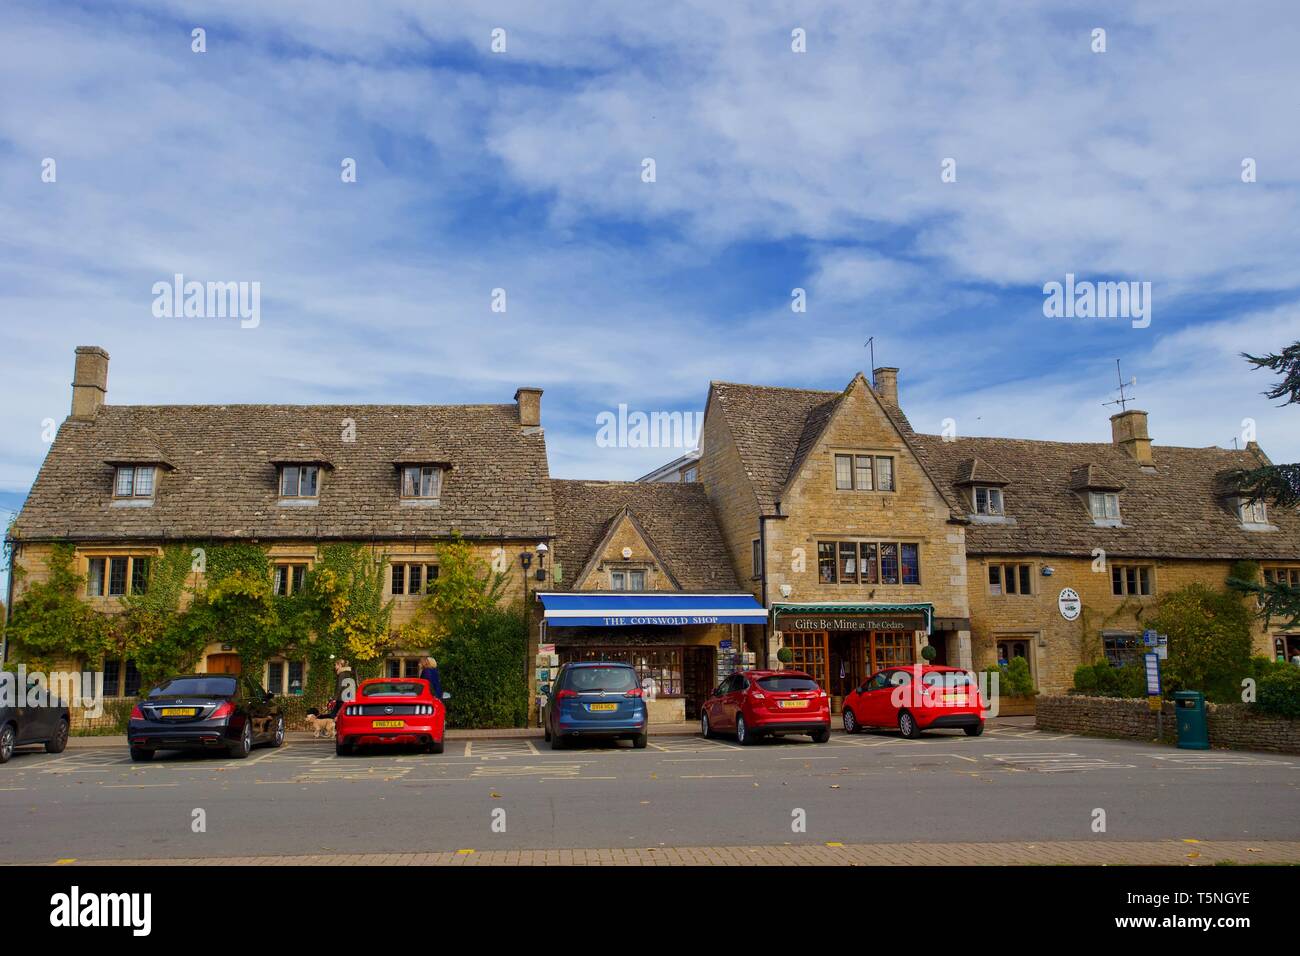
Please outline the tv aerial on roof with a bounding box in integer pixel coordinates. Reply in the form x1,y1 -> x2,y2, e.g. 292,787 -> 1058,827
1102,359 -> 1138,412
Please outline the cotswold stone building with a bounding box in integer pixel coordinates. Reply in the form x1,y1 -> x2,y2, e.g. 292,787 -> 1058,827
664,368 -> 1300,696
5,346 -> 553,695
6,347 -> 1299,710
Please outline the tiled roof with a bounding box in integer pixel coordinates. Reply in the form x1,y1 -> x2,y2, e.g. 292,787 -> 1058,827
13,403 -> 554,542
549,480 -> 742,592
911,434 -> 1300,560
954,457 -> 1010,486
1068,462 -> 1125,492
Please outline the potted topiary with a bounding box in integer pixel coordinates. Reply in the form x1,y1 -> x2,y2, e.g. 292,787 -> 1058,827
776,646 -> 794,666
920,644 -> 938,662
993,656 -> 1039,716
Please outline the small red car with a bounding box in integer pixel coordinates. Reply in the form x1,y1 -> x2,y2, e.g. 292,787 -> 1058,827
842,665 -> 984,738
701,670 -> 831,745
335,677 -> 445,756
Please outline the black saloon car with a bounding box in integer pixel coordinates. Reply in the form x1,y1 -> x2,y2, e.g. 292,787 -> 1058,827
0,675 -> 71,763
127,674 -> 284,761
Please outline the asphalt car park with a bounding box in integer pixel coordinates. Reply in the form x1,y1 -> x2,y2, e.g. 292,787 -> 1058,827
1,727 -> 1295,863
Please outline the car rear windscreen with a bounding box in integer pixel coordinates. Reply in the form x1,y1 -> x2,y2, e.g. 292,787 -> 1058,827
362,681 -> 425,697
564,666 -> 638,692
756,676 -> 819,692
921,672 -> 973,689
150,677 -> 238,697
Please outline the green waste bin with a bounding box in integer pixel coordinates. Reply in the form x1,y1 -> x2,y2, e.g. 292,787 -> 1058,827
1174,690 -> 1209,750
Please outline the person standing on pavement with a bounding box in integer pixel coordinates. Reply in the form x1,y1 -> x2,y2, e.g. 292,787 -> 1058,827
326,657 -> 355,718
419,656 -> 442,702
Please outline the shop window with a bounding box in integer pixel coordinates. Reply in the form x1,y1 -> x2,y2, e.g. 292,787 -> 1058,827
1110,565 -> 1153,597
783,633 -> 828,689
871,632 -> 915,671
273,563 -> 307,596
1103,632 -> 1143,667
559,647 -> 682,697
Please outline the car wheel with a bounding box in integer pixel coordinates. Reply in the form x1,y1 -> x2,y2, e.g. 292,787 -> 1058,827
550,733 -> 567,750
427,737 -> 445,755
736,715 -> 758,746
701,711 -> 713,739
964,722 -> 985,737
811,726 -> 831,744
46,718 -> 70,754
632,732 -> 648,749
335,741 -> 351,757
129,746 -> 154,762
271,715 -> 285,748
842,707 -> 859,735
898,711 -> 921,739
229,722 -> 253,759
0,724 -> 15,764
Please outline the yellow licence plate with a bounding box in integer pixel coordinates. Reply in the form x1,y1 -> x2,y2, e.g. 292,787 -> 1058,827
779,700 -> 809,709
161,708 -> 197,717
589,703 -> 618,712
372,720 -> 405,728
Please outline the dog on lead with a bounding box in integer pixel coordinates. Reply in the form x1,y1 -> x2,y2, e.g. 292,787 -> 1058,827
304,708 -> 336,739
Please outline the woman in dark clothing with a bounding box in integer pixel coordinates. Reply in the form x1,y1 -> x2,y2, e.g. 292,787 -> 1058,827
419,656 -> 442,701
326,657 -> 355,718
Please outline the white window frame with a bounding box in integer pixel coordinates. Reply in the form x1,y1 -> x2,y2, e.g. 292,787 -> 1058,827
1238,498 -> 1268,525
279,464 -> 320,498
1089,491 -> 1120,520
974,486 -> 1004,515
401,465 -> 443,499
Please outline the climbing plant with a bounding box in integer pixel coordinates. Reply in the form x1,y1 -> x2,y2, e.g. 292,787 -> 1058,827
4,544 -> 113,670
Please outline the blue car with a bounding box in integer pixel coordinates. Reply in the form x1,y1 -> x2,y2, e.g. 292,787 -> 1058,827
544,661 -> 648,749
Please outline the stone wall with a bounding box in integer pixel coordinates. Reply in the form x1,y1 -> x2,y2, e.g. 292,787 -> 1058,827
1036,693 -> 1300,754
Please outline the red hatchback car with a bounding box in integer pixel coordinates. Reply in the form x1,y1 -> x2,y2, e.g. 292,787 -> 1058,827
842,665 -> 985,739
335,677 -> 445,756
701,670 -> 831,745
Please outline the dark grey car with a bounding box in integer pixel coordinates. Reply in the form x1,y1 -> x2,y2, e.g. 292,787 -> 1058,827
0,675 -> 71,763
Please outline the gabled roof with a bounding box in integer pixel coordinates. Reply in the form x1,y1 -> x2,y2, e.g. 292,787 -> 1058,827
100,423 -> 175,469
911,434 -> 1300,560
13,403 -> 553,542
267,429 -> 334,467
1068,463 -> 1125,492
707,375 -> 962,518
570,506 -> 684,591
549,480 -> 742,592
954,457 -> 1010,487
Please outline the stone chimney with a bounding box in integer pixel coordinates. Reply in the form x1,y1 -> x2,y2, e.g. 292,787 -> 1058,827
515,387 -> 543,428
872,367 -> 899,406
71,346 -> 109,420
1110,409 -> 1152,465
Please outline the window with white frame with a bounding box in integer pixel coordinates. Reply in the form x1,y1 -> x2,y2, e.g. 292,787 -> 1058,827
400,465 -> 443,499
1238,498 -> 1268,525
973,486 -> 1004,515
610,569 -> 647,591
113,465 -> 156,498
1088,491 -> 1120,520
279,464 -> 320,498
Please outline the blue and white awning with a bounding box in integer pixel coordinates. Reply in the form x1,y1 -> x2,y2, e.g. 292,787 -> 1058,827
537,592 -> 767,627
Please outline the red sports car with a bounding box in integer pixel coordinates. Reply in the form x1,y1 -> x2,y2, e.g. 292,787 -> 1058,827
842,664 -> 984,738
335,677 -> 445,756
700,670 -> 831,745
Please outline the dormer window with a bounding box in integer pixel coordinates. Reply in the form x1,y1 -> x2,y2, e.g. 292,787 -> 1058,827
279,465 -> 319,498
401,465 -> 443,499
1089,491 -> 1120,521
973,486 -> 1003,515
1238,498 -> 1268,526
114,465 -> 155,498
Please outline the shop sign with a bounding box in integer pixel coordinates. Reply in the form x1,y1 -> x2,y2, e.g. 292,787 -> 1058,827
1058,588 -> 1081,621
781,615 -> 925,632
599,615 -> 720,626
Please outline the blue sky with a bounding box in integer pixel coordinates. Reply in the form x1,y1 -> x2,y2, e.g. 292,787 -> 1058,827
3,1 -> 1300,591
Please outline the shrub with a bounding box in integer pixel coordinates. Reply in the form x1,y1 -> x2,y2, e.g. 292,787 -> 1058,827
776,646 -> 793,664
1002,656 -> 1037,697
437,606 -> 528,728
1147,584 -> 1253,703
1256,666 -> 1300,719
1071,660 -> 1146,698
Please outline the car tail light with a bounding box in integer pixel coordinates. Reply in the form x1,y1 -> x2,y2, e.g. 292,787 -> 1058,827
818,690 -> 828,698
624,687 -> 643,698
211,702 -> 234,719
556,689 -> 578,700
129,704 -> 143,720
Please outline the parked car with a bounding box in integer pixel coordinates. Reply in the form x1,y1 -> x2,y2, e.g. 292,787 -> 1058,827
335,677 -> 446,756
127,674 -> 284,761
842,664 -> 985,738
0,674 -> 71,763
701,670 -> 831,745
544,661 -> 648,749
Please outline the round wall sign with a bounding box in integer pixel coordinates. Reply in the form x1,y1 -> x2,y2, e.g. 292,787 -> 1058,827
1058,587 -> 1081,621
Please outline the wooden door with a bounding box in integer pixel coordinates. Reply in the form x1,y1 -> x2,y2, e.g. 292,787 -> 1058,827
206,653 -> 242,675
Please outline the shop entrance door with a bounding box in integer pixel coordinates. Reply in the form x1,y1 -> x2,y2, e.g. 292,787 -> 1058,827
682,646 -> 716,720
